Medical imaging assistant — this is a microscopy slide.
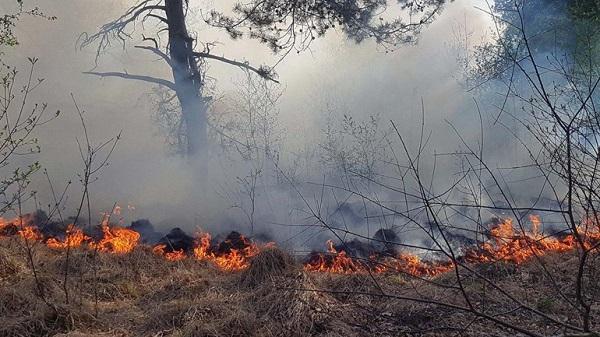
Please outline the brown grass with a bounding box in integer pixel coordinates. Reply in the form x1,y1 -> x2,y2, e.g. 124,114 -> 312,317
239,246 -> 297,288
0,238 -> 598,337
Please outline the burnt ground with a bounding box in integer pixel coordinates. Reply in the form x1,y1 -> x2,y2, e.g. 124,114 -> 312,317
0,238 -> 598,337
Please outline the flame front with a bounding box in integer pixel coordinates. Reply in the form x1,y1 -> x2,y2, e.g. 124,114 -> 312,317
1,213 -> 599,276
193,233 -> 263,271
0,215 -> 43,241
89,219 -> 140,254
46,224 -> 89,249
304,240 -> 367,274
303,240 -> 453,276
153,244 -> 186,261
464,217 -> 591,264
304,217 -> 600,276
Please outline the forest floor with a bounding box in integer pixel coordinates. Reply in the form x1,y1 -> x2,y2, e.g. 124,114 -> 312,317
1,238 -> 598,337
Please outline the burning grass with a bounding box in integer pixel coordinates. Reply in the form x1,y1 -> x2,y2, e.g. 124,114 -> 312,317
1,236 -> 599,336
304,216 -> 600,276
2,213 -> 599,278
1,214 -> 600,336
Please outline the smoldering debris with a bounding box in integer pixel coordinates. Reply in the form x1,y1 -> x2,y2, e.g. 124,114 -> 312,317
128,219 -> 162,244
157,227 -> 195,253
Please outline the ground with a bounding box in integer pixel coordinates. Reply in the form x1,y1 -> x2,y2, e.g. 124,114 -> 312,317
0,238 -> 598,337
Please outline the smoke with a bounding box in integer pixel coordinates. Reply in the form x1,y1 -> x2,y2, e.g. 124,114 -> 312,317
1,0 -> 556,249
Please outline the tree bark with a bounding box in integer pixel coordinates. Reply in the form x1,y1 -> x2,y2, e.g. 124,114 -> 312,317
164,0 -> 207,157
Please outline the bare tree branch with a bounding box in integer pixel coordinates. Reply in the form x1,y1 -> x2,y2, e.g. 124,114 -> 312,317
83,71 -> 176,90
193,52 -> 279,83
134,45 -> 172,66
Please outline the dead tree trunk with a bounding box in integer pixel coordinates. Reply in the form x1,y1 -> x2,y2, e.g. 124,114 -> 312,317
165,0 -> 207,157
83,0 -> 437,158
82,0 -> 279,159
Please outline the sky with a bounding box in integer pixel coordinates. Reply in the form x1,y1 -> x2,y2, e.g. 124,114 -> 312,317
1,0 -> 523,240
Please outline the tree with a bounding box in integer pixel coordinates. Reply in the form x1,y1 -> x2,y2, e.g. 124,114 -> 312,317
0,1 -> 57,213
0,2 -> 61,307
80,1 -> 277,159
80,0 -> 447,159
468,0 -> 599,85
211,0 -> 446,52
1,1 -> 56,52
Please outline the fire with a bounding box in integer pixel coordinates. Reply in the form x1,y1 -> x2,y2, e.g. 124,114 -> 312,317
1,211 -> 598,277
388,254 -> 454,277
192,233 -> 212,260
304,240 -> 368,274
193,232 -> 263,271
17,225 -> 43,241
0,214 -> 140,254
304,240 -> 453,276
464,217 -> 597,264
4,214 -> 44,241
213,242 -> 261,271
153,244 -> 186,261
530,215 -> 541,237
46,224 -> 89,249
89,219 -> 140,254
0,215 -> 267,271
0,217 -> 11,234
305,216 -> 600,276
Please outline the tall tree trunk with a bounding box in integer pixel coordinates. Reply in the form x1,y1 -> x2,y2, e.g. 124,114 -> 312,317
165,0 -> 207,157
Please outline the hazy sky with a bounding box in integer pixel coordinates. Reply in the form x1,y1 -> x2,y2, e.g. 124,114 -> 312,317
1,0 -> 513,233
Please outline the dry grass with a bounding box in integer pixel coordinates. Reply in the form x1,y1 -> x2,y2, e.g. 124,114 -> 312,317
0,238 -> 598,337
239,247 -> 297,288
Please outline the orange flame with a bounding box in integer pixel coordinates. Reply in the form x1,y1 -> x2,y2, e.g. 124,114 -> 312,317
303,240 -> 453,276
1,212 -> 599,277
0,217 -> 10,233
46,224 -> 89,249
14,215 -> 42,241
305,216 -> 600,276
89,219 -> 140,254
17,225 -> 43,241
0,215 -> 44,241
388,254 -> 454,277
153,244 -> 186,261
530,215 -> 542,238
193,232 -> 263,271
304,240 -> 367,274
464,217 -> 595,264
